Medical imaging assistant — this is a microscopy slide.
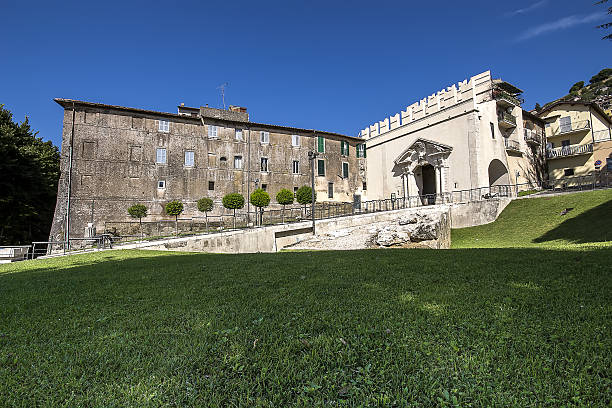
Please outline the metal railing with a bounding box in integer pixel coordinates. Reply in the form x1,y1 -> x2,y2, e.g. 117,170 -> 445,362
543,171 -> 612,191
524,128 -> 542,144
546,143 -> 593,159
493,89 -> 522,106
548,120 -> 590,137
593,129 -> 612,143
498,111 -> 517,126
504,138 -> 521,152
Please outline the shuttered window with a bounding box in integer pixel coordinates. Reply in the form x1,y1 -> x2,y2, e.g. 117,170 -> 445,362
292,134 -> 300,147
356,143 -> 366,158
156,148 -> 167,164
208,125 -> 218,139
341,141 -> 349,156
317,136 -> 325,153
317,159 -> 325,176
342,162 -> 349,178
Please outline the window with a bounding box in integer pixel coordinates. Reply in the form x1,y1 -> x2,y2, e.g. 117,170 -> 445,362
341,141 -> 349,156
261,157 -> 269,172
490,122 -> 495,139
235,128 -> 243,141
234,155 -> 243,169
159,120 -> 170,133
317,136 -> 325,153
294,186 -> 299,194
561,139 -> 571,147
357,143 -> 367,158
559,116 -> 572,133
156,148 -> 167,164
184,151 -> 194,167
328,182 -> 334,199
564,168 -> 575,176
362,181 -> 367,191
292,160 -> 299,174
208,181 -> 215,190
158,180 -> 166,189
607,157 -> 612,171
262,184 -> 267,191
317,159 -> 325,176
342,162 -> 349,178
208,125 -> 218,139
260,131 -> 270,144
292,134 -> 300,147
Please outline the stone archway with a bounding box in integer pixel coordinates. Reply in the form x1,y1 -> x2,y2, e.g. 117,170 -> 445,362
394,138 -> 452,204
488,159 -> 510,186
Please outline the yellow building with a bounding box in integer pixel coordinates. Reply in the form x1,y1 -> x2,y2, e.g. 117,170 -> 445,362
538,101 -> 612,185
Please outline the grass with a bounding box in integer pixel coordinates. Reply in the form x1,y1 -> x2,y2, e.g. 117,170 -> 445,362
452,189 -> 612,248
1,190 -> 611,406
518,189 -> 539,197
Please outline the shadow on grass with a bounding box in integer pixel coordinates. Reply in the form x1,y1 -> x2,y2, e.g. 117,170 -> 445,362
533,199 -> 612,244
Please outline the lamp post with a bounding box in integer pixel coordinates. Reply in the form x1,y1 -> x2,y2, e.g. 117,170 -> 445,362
308,150 -> 318,235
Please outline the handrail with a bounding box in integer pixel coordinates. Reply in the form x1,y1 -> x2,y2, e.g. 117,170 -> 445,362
498,111 -> 516,125
504,138 -> 521,151
549,119 -> 590,136
546,143 -> 593,159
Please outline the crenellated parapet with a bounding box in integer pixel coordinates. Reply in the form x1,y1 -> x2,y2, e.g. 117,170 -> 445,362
360,71 -> 493,139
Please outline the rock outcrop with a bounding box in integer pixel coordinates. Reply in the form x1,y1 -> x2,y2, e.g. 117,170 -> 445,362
374,210 -> 450,249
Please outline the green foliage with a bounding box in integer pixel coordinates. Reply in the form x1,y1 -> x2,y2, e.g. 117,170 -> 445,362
276,189 -> 294,206
0,105 -> 60,245
517,189 -> 538,197
569,81 -> 584,94
296,185 -> 313,205
197,197 -> 214,213
250,188 -> 270,208
164,200 -> 184,217
534,102 -> 542,112
589,68 -> 612,84
222,193 -> 245,210
127,204 -> 147,219
0,244 -> 610,405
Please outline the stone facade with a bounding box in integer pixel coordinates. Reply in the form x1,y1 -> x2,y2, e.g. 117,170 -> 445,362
49,100 -> 366,241
360,71 -> 545,202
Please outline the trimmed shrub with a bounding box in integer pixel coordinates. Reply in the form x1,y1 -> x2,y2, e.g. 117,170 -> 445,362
296,185 -> 313,205
165,200 -> 184,235
222,193 -> 245,229
197,197 -> 214,231
127,204 -> 147,222
276,189 -> 294,206
250,188 -> 271,208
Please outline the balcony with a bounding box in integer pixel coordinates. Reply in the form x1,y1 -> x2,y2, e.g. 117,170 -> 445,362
593,129 -> 612,143
524,128 -> 542,145
504,138 -> 521,153
546,143 -> 593,159
498,111 -> 517,129
548,120 -> 590,137
493,89 -> 522,107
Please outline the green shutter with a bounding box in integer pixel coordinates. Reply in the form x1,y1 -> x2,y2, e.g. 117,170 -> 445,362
346,142 -> 349,156
317,159 -> 325,176
363,144 -> 366,158
317,136 -> 324,153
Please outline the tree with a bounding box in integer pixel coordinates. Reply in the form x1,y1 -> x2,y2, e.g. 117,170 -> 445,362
595,0 -> 611,40
165,200 -> 184,235
296,185 -> 313,219
276,188 -> 294,223
222,193 -> 245,229
127,204 -> 147,238
569,81 -> 584,94
250,189 -> 270,226
197,197 -> 214,232
0,105 -> 60,245
534,103 -> 542,112
589,68 -> 612,84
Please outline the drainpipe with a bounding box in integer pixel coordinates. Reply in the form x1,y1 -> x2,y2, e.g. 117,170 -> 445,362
65,102 -> 76,248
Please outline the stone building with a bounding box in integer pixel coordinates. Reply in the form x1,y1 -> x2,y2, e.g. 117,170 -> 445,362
359,71 -> 545,202
49,99 -> 366,241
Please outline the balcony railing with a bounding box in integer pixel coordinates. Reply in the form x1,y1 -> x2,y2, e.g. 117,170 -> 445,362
593,129 -> 612,143
548,120 -> 590,137
498,111 -> 517,128
523,128 -> 542,145
546,143 -> 593,159
493,89 -> 522,106
504,138 -> 521,152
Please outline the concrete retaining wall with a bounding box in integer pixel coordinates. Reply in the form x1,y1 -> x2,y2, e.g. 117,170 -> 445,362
126,198 -> 509,254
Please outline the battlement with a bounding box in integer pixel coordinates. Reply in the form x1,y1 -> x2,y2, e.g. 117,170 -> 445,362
360,71 -> 493,139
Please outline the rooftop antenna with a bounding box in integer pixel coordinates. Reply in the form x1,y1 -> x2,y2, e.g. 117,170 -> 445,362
217,82 -> 229,109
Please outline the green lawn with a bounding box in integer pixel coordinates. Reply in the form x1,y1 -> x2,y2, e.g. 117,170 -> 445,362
1,190 -> 611,406
452,189 -> 612,248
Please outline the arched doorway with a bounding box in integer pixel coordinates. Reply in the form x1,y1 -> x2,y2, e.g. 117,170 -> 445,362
488,159 -> 510,186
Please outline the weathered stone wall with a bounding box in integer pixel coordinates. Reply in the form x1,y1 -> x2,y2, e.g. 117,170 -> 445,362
49,101 -> 366,241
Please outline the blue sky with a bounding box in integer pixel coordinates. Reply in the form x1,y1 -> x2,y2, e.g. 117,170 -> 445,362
1,0 -> 609,148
